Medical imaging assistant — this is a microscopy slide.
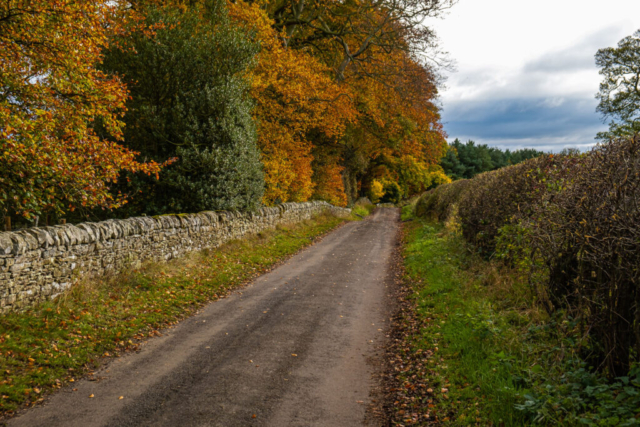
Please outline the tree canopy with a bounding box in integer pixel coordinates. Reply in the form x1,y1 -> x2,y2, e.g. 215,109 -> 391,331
234,0 -> 453,206
1,0 -> 453,223
596,29 -> 640,140
440,139 -> 545,180
0,1 -> 162,220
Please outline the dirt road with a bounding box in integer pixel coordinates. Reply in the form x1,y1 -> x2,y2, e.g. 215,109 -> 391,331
10,208 -> 399,427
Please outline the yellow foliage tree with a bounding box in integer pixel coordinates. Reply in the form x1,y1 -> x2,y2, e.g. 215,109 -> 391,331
369,180 -> 385,203
227,1 -> 356,206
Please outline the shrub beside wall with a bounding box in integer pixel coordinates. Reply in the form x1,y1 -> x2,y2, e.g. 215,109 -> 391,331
415,136 -> 640,377
0,202 -> 350,313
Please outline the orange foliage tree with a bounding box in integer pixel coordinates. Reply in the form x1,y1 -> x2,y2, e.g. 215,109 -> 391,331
228,1 -> 356,206
255,0 -> 451,205
338,52 -> 448,201
0,1 -> 162,221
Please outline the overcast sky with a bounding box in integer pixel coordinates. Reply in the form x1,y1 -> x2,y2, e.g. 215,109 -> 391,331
429,0 -> 640,152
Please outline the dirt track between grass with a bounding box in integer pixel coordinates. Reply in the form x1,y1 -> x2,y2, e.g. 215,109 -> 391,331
9,208 -> 399,427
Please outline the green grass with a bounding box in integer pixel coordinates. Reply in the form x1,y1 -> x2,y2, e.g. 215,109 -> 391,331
394,216 -> 640,426
351,201 -> 375,219
0,213 -> 345,415
401,204 -> 414,220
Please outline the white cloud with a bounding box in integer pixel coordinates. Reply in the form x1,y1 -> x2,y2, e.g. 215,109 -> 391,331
426,0 -> 640,150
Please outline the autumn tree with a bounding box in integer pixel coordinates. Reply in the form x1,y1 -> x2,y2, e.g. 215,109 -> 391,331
0,1 -> 163,222
596,29 -> 640,140
264,0 -> 453,204
228,1 -> 356,206
101,0 -> 264,215
326,48 -> 447,203
268,0 -> 455,81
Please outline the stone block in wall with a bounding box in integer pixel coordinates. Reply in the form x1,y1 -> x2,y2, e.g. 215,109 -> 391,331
23,228 -> 54,248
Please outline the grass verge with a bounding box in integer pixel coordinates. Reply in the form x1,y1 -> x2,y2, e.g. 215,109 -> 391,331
388,212 -> 640,426
352,200 -> 376,218
0,213 -> 346,415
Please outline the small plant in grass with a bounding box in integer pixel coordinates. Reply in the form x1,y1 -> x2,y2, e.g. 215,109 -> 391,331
351,205 -> 370,218
351,198 -> 376,219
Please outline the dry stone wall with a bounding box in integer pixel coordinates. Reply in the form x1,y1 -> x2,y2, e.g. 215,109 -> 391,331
0,201 -> 350,313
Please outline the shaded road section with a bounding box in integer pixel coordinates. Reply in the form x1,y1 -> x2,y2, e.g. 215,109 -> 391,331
10,208 -> 399,427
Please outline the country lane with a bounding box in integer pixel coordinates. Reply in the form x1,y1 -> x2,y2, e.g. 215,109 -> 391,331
9,208 -> 400,427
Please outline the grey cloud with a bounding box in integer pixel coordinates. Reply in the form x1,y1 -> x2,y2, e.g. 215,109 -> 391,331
442,97 -> 607,152
524,25 -> 627,73
444,63 -> 596,101
438,25 -> 631,150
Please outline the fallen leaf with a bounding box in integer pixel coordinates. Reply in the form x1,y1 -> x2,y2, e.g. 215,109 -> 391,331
119,396 -> 124,400
252,414 -> 257,419
89,394 -> 94,398
291,354 -> 297,357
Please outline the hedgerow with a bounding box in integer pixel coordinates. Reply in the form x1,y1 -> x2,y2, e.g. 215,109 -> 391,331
526,137 -> 640,377
414,136 -> 640,378
414,178 -> 471,221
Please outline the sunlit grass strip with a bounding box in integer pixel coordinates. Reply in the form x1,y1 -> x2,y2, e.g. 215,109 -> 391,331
0,213 -> 346,414
395,217 -> 543,425
395,217 -> 640,426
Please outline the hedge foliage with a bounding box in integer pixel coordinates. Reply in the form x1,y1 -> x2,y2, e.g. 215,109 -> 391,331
415,136 -> 640,377
414,178 -> 471,222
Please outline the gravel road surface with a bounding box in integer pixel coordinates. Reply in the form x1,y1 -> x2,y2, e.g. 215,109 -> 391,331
9,208 -> 399,427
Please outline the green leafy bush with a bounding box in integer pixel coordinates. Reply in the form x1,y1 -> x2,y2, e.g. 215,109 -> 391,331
516,362 -> 640,425
101,0 -> 264,215
457,155 -> 572,257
